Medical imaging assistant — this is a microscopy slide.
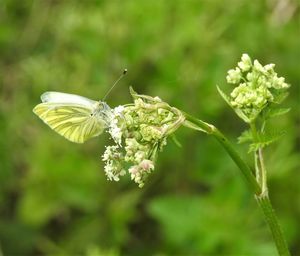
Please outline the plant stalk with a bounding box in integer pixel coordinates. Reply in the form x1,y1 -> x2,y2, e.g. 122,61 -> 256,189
256,192 -> 290,256
250,122 -> 263,187
183,112 -> 261,195
183,113 -> 290,256
249,121 -> 288,254
258,148 -> 268,196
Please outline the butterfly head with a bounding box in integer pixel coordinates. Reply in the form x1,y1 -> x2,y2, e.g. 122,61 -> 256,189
90,101 -> 112,122
98,101 -> 111,111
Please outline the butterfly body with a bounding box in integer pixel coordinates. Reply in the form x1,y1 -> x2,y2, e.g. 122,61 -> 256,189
33,92 -> 113,143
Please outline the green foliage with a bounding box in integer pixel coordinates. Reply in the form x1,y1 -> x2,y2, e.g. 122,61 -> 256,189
264,107 -> 291,119
147,193 -> 277,255
0,0 -> 299,255
238,129 -> 286,153
237,129 -> 253,144
248,130 -> 286,153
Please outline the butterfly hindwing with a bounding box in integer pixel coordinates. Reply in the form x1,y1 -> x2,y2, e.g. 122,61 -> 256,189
33,102 -> 106,143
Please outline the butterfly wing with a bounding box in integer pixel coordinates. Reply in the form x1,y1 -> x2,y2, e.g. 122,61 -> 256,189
33,102 -> 107,143
41,91 -> 97,105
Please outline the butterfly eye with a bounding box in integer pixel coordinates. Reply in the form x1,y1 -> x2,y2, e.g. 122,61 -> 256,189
99,102 -> 109,111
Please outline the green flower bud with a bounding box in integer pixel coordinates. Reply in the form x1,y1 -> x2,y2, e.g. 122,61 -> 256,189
253,60 -> 265,73
223,54 -> 290,122
238,53 -> 252,71
226,67 -> 242,84
102,87 -> 185,187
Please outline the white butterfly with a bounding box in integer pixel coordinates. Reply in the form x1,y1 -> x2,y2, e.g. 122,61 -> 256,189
33,92 -> 113,143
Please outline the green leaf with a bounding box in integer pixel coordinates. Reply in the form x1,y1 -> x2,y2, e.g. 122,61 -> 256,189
266,108 -> 290,119
216,85 -> 231,106
248,130 -> 285,152
171,134 -> 182,147
238,130 -> 253,144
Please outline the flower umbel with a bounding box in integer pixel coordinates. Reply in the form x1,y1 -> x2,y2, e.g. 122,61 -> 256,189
221,53 -> 290,122
102,87 -> 185,187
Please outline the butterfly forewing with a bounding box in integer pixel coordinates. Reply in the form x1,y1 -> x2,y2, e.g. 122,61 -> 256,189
41,91 -> 97,105
33,102 -> 107,143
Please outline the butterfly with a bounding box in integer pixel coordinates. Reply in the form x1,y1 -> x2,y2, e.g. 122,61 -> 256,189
33,70 -> 127,143
33,91 -> 113,143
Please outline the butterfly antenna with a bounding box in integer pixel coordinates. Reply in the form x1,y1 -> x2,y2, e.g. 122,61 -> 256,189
102,69 -> 127,101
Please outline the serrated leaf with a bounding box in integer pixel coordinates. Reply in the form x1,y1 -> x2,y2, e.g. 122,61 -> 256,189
266,108 -> 290,119
238,130 -> 253,144
216,85 -> 250,123
248,130 -> 285,152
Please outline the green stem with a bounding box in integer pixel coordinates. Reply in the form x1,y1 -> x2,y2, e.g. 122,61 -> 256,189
256,192 -> 290,256
254,150 -> 261,186
259,121 -> 268,193
183,112 -> 261,195
250,122 -> 263,187
183,113 -> 290,256
250,122 -> 259,141
258,148 -> 268,193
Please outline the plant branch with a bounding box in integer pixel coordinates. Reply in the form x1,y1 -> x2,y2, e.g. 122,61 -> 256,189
256,192 -> 290,256
254,151 -> 261,186
250,122 -> 263,188
258,148 -> 268,193
183,112 -> 261,195
249,120 -> 286,253
183,112 -> 290,256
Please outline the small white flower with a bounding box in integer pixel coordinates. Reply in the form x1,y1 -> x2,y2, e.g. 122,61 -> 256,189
101,88 -> 185,187
281,82 -> 290,89
253,60 -> 265,73
238,54 -> 252,72
241,53 -> 251,64
102,145 -> 119,161
267,72 -> 290,90
224,54 -> 290,122
128,165 -> 139,176
264,63 -> 275,72
102,146 -> 125,181
109,125 -> 122,145
128,160 -> 155,187
139,159 -> 154,172
226,67 -> 242,84
246,72 -> 254,81
107,107 -> 125,146
134,151 -> 146,163
104,161 -> 120,181
114,105 -> 125,115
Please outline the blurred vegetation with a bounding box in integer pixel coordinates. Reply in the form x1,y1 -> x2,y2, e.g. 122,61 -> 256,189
0,0 -> 299,255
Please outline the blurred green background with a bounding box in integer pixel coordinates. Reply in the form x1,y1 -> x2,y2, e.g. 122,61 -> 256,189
0,0 -> 299,255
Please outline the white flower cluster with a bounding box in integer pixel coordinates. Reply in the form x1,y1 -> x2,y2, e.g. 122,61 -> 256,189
102,145 -> 126,181
226,54 -> 290,122
102,88 -> 185,187
107,105 -> 124,146
128,159 -> 154,186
